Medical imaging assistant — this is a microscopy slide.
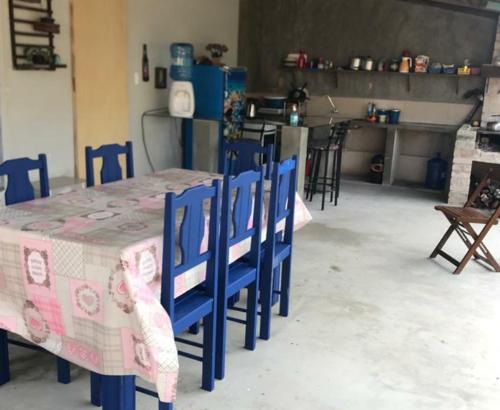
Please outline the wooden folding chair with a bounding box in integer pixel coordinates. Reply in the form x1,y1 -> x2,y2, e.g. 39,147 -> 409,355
430,170 -> 500,275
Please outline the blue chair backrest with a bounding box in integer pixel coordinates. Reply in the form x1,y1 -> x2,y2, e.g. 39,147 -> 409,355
85,141 -> 134,187
267,156 -> 298,245
161,180 -> 221,318
223,140 -> 274,180
0,154 -> 50,206
220,169 -> 264,269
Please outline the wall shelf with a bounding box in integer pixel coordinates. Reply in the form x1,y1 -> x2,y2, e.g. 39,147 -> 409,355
283,66 -> 481,78
281,66 -> 483,95
481,64 -> 500,78
8,0 -> 66,71
15,63 -> 67,70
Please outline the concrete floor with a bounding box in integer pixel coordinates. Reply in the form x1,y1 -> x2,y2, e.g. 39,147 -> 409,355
3,181 -> 500,410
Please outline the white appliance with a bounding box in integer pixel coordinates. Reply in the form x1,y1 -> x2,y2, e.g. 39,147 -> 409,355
168,43 -> 195,119
168,81 -> 195,118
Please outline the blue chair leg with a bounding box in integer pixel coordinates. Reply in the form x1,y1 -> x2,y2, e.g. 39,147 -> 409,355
227,292 -> 240,308
159,402 -> 174,410
101,375 -> 135,410
57,358 -> 71,384
0,329 -> 10,385
202,312 -> 216,390
215,289 -> 227,381
259,264 -> 273,341
271,266 -> 281,306
91,372 -> 102,407
245,282 -> 258,351
279,257 -> 292,317
188,322 -> 200,335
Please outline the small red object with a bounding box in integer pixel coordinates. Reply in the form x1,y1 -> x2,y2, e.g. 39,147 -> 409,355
298,50 -> 306,69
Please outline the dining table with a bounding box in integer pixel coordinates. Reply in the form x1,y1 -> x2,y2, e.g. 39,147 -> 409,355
0,168 -> 312,404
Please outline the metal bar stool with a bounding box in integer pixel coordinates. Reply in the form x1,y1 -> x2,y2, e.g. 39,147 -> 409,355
305,121 -> 350,210
241,122 -> 279,162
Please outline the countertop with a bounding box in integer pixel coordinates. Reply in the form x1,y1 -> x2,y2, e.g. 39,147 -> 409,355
246,115 -> 459,134
245,115 -> 333,129
350,119 -> 459,133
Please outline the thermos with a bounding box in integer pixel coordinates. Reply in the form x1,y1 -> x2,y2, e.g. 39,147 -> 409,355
388,109 -> 401,124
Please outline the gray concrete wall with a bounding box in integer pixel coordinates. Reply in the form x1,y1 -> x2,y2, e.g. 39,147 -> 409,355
239,0 -> 497,186
239,0 -> 495,103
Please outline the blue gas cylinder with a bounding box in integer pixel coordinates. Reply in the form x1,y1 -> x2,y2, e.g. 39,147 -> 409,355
170,43 -> 194,81
425,153 -> 448,190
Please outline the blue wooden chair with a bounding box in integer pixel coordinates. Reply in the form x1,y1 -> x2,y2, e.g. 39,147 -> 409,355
260,156 -> 298,340
86,141 -> 134,404
85,141 -> 134,187
91,180 -> 221,410
221,140 -> 274,310
223,140 -> 274,180
215,169 -> 264,380
0,154 -> 71,385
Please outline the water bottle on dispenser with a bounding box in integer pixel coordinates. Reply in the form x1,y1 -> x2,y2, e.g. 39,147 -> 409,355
168,43 -> 195,118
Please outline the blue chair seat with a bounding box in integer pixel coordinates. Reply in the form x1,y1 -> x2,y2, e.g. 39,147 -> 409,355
227,262 -> 257,298
173,290 -> 213,335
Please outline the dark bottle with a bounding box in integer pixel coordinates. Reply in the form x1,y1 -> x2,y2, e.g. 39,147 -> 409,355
142,44 -> 149,82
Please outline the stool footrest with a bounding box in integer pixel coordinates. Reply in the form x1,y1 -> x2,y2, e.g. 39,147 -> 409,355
178,350 -> 203,362
227,316 -> 247,325
175,337 -> 203,349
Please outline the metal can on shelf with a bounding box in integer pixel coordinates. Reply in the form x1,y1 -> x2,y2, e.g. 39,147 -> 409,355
388,109 -> 401,124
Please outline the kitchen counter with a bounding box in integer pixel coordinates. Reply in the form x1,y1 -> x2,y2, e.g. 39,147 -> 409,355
245,115 -> 333,129
349,119 -> 459,134
244,113 -> 461,191
347,119 -> 459,186
246,115 -> 459,134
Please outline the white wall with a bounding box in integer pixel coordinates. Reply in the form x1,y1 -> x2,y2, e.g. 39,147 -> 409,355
127,0 -> 240,176
0,0 -> 74,178
0,0 -> 241,181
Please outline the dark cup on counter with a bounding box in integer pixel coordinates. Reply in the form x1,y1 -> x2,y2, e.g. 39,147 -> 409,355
376,109 -> 387,123
388,109 -> 401,124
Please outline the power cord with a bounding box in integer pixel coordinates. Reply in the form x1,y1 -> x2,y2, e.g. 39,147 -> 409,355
141,107 -> 173,173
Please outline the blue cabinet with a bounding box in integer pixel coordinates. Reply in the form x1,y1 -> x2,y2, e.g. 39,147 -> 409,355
184,66 -> 247,171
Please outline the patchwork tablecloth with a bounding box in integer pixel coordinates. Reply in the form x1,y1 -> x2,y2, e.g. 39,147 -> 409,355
0,168 -> 312,403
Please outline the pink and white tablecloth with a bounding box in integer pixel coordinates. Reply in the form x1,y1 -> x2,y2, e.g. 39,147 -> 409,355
0,168 -> 312,403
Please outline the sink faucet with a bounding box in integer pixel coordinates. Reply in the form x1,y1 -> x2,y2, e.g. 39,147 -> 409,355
324,95 -> 339,126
